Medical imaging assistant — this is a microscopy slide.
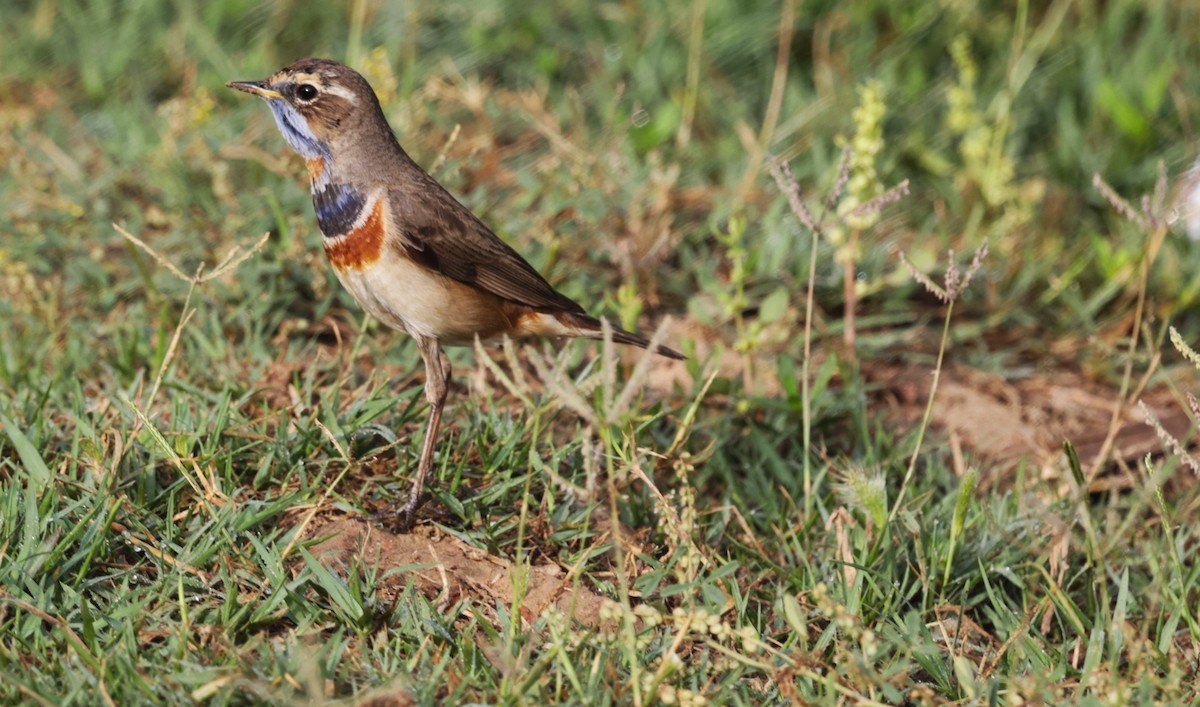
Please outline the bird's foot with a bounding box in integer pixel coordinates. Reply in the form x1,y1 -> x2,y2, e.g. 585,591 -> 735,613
369,493 -> 429,532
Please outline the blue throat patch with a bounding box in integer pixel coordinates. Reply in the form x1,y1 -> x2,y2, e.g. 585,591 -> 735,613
313,183 -> 367,238
267,100 -> 329,161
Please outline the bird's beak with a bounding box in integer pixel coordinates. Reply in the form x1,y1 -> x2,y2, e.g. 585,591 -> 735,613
226,80 -> 283,99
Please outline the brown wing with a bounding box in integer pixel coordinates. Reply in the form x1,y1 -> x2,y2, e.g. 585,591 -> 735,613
386,176 -> 586,315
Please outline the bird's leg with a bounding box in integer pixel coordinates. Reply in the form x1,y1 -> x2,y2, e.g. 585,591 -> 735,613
389,337 -> 450,530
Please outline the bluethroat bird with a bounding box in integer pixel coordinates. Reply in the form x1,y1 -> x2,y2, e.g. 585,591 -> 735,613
228,58 -> 684,530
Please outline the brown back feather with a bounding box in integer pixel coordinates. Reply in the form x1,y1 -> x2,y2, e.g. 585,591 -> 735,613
385,171 -> 586,315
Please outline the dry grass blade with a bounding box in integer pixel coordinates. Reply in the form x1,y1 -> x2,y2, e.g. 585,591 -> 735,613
612,316 -> 675,419
279,419 -> 359,561
845,179 -> 910,221
767,156 -> 818,232
1139,400 -> 1200,475
204,232 -> 272,281
526,346 -> 599,427
113,223 -> 270,285
473,336 -> 536,409
114,223 -> 191,283
1092,174 -> 1150,231
825,146 -> 854,214
897,250 -> 948,302
429,123 -> 461,176
665,367 -> 719,459
959,239 -> 989,293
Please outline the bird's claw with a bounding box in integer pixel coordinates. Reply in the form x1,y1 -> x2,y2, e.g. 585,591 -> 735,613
369,493 -> 428,532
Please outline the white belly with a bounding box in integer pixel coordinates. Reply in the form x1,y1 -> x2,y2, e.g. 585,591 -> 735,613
331,251 -> 510,345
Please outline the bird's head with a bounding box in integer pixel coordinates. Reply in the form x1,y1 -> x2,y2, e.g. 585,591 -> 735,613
227,58 -> 379,162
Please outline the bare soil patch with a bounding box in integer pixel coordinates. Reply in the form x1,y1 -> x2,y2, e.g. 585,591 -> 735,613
302,516 -> 606,628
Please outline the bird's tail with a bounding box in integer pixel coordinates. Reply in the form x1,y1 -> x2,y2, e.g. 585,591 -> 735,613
558,311 -> 686,360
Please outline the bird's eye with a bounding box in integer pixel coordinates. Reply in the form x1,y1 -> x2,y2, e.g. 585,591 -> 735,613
295,83 -> 319,102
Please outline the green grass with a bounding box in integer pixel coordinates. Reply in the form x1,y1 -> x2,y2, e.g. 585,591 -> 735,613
3,0 -> 1200,703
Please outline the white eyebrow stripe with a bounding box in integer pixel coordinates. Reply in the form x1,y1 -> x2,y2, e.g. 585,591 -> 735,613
323,84 -> 358,104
